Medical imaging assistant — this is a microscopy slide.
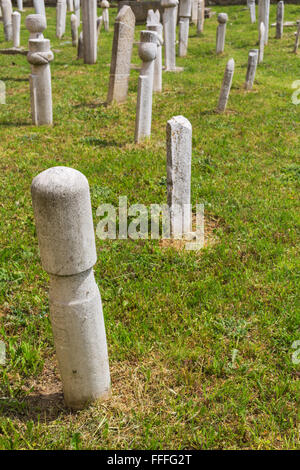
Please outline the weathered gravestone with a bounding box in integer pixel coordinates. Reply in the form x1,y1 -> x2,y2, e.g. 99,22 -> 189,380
1,0 -> 13,41
82,0 -> 97,64
248,0 -> 256,24
101,0 -> 110,32
294,22 -> 300,53
197,0 -> 205,35
71,13 -> 78,47
107,5 -> 135,104
216,13 -> 228,55
12,11 -> 21,48
148,22 -> 163,93
217,57 -> 234,113
276,1 -> 284,40
31,166 -> 111,410
56,0 -> 67,39
135,30 -> 157,143
244,49 -> 258,90
178,0 -> 191,58
166,116 -> 192,238
26,14 -> 53,126
161,0 -> 179,71
258,21 -> 265,63
258,0 -> 270,45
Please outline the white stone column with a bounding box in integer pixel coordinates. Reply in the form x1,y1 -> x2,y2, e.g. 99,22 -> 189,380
67,0 -> 74,11
258,21 -> 265,63
191,0 -> 198,24
74,0 -> 80,24
217,57 -> 234,113
56,0 -> 67,39
31,166 -> 111,410
17,0 -> 23,12
216,13 -> 228,54
135,30 -> 157,143
26,14 -> 53,126
276,1 -> 284,39
244,49 -> 258,90
12,11 -> 21,48
197,0 -> 205,35
166,115 -> 192,238
1,0 -> 13,41
101,0 -> 109,32
148,23 -> 163,93
178,0 -> 191,58
33,0 -> 46,19
249,0 -> 256,24
71,13 -> 78,47
161,0 -> 178,72
82,0 -> 97,64
294,22 -> 300,54
258,0 -> 270,45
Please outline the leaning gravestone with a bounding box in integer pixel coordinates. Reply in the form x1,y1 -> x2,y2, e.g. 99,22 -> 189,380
107,5 -> 135,104
26,14 -> 53,126
31,166 -> 111,410
216,13 -> 228,54
166,116 -> 192,238
82,0 -> 97,64
217,58 -> 234,113
178,0 -> 192,58
135,30 -> 157,143
244,49 -> 258,90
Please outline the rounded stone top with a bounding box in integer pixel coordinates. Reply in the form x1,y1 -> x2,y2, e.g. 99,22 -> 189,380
25,14 -> 46,34
226,58 -> 235,71
138,31 -> 158,62
100,0 -> 109,7
218,13 -> 228,24
31,167 -> 97,276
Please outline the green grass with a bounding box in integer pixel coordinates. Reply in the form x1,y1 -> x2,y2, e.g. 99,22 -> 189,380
0,4 -> 299,450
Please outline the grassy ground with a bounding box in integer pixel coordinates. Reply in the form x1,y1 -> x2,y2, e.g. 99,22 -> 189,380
0,4 -> 299,450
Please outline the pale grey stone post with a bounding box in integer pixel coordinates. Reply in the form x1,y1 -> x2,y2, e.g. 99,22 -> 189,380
82,0 -> 97,64
197,0 -> 205,35
77,31 -> 83,59
26,14 -> 53,126
217,58 -> 234,113
74,0 -> 80,24
258,0 -> 270,45
56,0 -> 67,39
67,0 -> 74,11
166,116 -> 192,238
294,22 -> 300,54
101,0 -> 109,32
1,0 -> 13,41
276,1 -> 284,39
258,21 -> 265,63
31,166 -> 111,410
216,13 -> 228,54
12,11 -> 21,48
135,30 -> 157,143
97,16 -> 103,39
71,13 -> 78,46
178,0 -> 191,58
107,5 -> 135,104
148,23 -> 163,93
25,13 -> 46,39
17,0 -> 23,11
161,0 -> 178,71
244,49 -> 258,90
191,0 -> 198,24
33,0 -> 46,19
249,0 -> 256,24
